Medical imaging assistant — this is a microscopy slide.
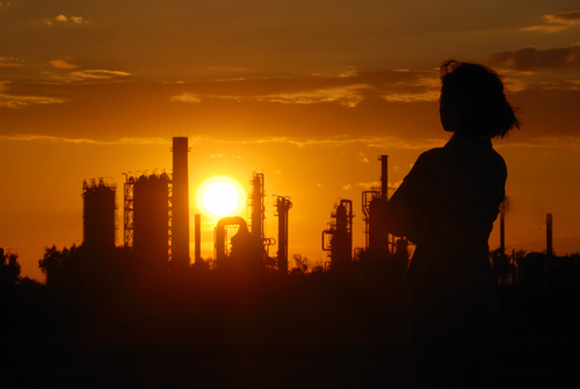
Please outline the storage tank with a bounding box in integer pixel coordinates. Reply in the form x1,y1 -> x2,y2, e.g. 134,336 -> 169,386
82,178 -> 116,250
133,173 -> 170,272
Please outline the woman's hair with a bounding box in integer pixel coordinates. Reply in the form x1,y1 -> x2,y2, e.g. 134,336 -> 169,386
439,60 -> 520,138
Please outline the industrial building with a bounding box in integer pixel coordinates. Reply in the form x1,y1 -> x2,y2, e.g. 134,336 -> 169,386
362,155 -> 391,259
322,199 -> 353,269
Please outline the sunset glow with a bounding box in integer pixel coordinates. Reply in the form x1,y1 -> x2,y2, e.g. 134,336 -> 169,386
0,1 -> 578,282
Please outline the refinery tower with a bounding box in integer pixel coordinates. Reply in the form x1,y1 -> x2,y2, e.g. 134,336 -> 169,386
172,137 -> 190,269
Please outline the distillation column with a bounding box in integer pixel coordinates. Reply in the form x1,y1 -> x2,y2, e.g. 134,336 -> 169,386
172,137 -> 190,269
275,196 -> 292,275
251,172 -> 265,242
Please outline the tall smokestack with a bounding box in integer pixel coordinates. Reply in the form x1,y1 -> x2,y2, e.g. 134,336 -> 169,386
172,137 -> 190,269
380,155 -> 388,200
195,213 -> 201,265
546,213 -> 553,256
276,196 -> 292,275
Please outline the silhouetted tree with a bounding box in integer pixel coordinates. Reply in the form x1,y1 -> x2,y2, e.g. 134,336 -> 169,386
290,254 -> 310,275
1,249 -> 21,286
38,245 -> 78,287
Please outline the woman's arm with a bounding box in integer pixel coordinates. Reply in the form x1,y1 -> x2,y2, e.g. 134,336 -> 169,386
381,151 -> 433,243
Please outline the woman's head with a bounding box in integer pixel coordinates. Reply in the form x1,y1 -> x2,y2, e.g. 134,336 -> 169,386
439,60 -> 520,138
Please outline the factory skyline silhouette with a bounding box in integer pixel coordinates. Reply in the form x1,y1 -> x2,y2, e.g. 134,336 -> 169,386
74,135 -> 560,278
75,135 -> 416,279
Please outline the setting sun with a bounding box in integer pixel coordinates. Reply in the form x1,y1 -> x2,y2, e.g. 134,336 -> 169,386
196,176 -> 246,218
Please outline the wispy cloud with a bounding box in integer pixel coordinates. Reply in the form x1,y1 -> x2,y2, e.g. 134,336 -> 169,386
170,93 -> 201,103
50,59 -> 78,70
0,135 -> 171,145
255,84 -> 369,107
383,91 -> 439,103
490,43 -> 580,71
358,153 -> 370,164
495,136 -> 580,150
0,56 -> 23,68
3,133 -> 579,151
0,132 -> 444,150
68,69 -> 130,80
171,84 -> 370,107
0,81 -> 65,109
355,181 -> 381,190
522,10 -> 580,32
45,14 -> 88,26
45,69 -> 131,83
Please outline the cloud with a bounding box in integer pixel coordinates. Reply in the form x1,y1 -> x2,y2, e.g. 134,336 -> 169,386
383,91 -> 440,103
255,84 -> 369,107
358,153 -> 370,164
45,14 -> 87,26
342,184 -> 353,190
0,83 -> 65,109
0,135 -> 170,145
522,10 -> 580,32
171,83 -> 370,107
355,181 -> 381,190
490,43 -> 580,71
50,59 -> 78,70
66,69 -> 131,81
70,69 -> 131,80
544,11 -> 580,25
0,56 -> 23,68
163,69 -> 444,110
170,93 -> 202,103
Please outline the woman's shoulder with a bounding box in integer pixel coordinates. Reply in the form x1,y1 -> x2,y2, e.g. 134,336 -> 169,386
417,147 -> 446,163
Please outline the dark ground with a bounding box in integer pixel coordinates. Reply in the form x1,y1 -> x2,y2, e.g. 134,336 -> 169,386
2,264 -> 580,388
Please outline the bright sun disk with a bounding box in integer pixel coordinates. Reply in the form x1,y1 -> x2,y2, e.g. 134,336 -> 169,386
197,177 -> 245,218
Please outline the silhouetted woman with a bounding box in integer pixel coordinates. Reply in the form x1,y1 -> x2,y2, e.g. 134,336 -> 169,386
383,61 -> 519,387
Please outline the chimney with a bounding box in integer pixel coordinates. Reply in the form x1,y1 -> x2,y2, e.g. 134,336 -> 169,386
172,137 -> 190,269
380,155 -> 388,200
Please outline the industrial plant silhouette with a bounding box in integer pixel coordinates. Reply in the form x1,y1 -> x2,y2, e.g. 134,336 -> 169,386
73,137 -> 409,279
2,135 -> 580,387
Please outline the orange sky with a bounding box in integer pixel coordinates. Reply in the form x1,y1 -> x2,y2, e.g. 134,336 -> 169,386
1,1 -> 579,281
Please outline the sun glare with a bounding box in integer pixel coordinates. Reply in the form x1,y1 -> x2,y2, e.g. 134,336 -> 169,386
196,176 -> 245,218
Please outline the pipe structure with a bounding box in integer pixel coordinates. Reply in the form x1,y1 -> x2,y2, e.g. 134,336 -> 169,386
275,196 -> 292,275
216,216 -> 248,268
172,137 -> 190,269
